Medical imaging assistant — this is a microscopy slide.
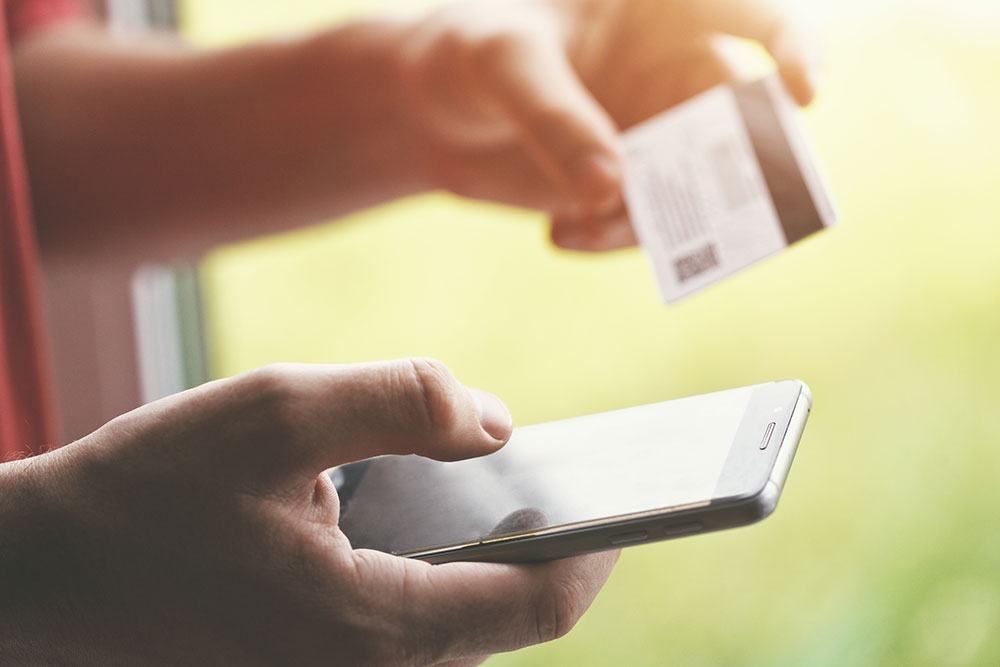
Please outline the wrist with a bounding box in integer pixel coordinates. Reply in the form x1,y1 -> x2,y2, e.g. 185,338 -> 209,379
305,17 -> 438,199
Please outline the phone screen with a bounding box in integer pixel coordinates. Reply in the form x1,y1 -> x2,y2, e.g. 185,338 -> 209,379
336,384 -> 786,556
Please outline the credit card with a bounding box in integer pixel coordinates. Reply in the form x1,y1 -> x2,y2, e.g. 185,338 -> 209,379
622,73 -> 837,303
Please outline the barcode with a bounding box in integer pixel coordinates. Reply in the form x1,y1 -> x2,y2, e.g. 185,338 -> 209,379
674,244 -> 719,282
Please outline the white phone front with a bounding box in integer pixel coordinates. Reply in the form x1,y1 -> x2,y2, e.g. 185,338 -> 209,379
333,380 -> 811,563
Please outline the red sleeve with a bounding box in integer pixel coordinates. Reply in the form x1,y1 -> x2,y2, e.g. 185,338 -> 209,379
4,0 -> 90,43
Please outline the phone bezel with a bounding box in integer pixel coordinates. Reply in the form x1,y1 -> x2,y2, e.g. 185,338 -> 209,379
394,380 -> 812,563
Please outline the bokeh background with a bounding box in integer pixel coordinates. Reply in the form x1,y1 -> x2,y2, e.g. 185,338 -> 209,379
180,0 -> 1000,664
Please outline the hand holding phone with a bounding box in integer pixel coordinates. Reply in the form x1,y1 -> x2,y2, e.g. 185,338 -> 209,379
334,380 -> 811,563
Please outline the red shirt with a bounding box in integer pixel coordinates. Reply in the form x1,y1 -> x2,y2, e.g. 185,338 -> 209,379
1,0 -> 86,460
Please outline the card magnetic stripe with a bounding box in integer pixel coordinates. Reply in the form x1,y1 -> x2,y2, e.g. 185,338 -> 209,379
734,79 -> 826,245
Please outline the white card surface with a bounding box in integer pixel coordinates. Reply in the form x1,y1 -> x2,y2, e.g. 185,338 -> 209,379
623,73 -> 837,303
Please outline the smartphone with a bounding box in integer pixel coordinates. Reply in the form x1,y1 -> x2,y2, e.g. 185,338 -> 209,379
332,380 -> 811,563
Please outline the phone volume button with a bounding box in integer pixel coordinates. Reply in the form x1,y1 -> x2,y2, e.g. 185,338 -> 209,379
664,521 -> 704,537
608,530 -> 649,546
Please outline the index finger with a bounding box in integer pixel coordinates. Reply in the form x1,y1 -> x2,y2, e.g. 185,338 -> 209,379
688,0 -> 822,104
349,547 -> 620,664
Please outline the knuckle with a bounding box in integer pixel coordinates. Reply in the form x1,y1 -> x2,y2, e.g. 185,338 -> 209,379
235,363 -> 300,431
417,24 -> 475,81
534,577 -> 588,644
437,25 -> 476,58
241,361 -> 293,387
398,577 -> 451,664
394,357 -> 462,439
474,27 -> 546,79
349,552 -> 445,666
523,103 -> 577,137
473,31 -> 518,69
239,363 -> 294,401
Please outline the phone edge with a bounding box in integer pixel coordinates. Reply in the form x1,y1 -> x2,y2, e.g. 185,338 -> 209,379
411,381 -> 813,564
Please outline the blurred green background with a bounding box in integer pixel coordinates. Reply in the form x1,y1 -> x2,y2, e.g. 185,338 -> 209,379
180,0 -> 1000,664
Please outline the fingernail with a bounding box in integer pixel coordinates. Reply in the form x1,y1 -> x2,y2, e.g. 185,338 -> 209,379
469,388 -> 513,441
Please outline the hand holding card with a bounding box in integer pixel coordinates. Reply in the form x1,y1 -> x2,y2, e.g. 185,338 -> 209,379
623,73 -> 837,303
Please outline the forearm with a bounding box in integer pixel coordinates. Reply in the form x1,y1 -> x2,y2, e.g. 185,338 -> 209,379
13,19 -> 429,260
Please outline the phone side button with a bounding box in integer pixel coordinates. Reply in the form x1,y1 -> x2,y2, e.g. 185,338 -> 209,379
608,530 -> 649,546
664,521 -> 704,537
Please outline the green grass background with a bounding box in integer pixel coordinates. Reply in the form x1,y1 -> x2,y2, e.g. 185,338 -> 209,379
182,1 -> 1000,664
